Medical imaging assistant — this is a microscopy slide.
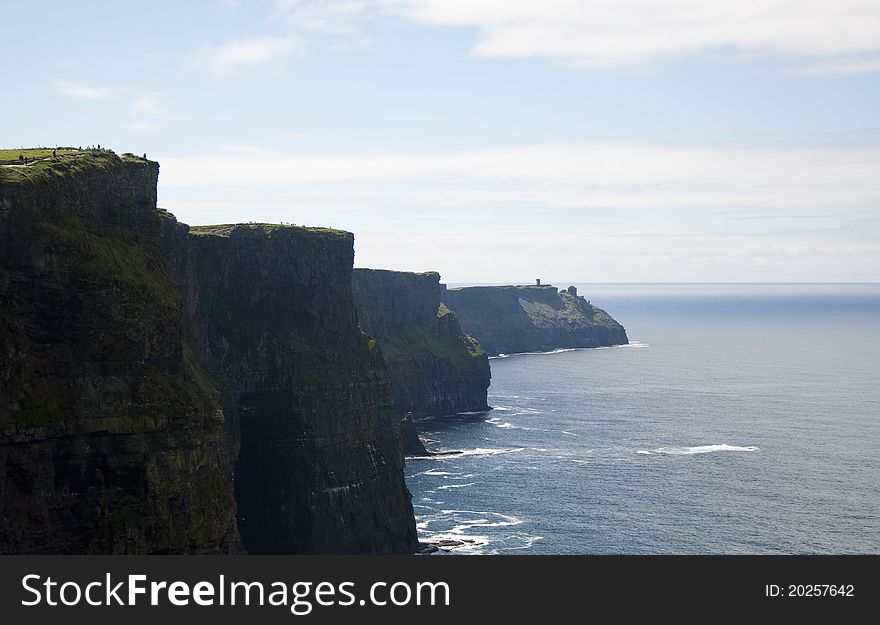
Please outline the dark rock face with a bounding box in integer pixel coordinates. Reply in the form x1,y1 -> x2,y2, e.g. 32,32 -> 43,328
0,153 -> 417,554
351,269 -> 491,427
399,413 -> 430,457
0,154 -> 239,553
443,284 -> 628,356
163,225 -> 417,554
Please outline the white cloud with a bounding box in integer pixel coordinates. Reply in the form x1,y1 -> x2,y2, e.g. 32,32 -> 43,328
384,0 -> 880,70
272,0 -> 880,73
127,93 -> 170,132
53,80 -> 128,100
157,141 -> 880,213
55,81 -> 170,132
186,36 -> 300,76
131,93 -> 167,116
275,0 -> 371,33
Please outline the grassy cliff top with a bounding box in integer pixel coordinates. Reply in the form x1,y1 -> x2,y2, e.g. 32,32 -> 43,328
188,223 -> 351,239
353,268 -> 441,279
0,147 -> 82,161
0,148 -> 151,184
446,284 -> 558,292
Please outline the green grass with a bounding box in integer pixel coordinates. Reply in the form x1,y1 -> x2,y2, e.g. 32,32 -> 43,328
188,223 -> 351,238
0,147 -> 82,161
177,345 -> 221,413
463,334 -> 486,358
0,149 -> 151,185
1,150 -> 113,184
376,324 -> 485,367
29,209 -> 181,310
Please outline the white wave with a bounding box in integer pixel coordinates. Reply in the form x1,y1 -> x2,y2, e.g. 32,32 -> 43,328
456,447 -> 525,457
424,447 -> 526,460
513,347 -> 577,357
638,444 -> 760,456
560,430 -> 579,436
421,469 -> 454,476
506,407 -> 544,416
421,533 -> 491,554
491,344 -> 647,359
436,482 -> 477,491
416,510 -> 537,554
449,517 -> 522,533
503,535 -> 544,551
487,417 -> 519,429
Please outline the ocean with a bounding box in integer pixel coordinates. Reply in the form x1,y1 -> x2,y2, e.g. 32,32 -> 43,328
405,283 -> 880,554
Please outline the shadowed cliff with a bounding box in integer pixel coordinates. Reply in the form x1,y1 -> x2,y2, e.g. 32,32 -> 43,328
0,151 -> 417,554
0,152 -> 239,553
163,224 -> 417,554
352,269 -> 490,420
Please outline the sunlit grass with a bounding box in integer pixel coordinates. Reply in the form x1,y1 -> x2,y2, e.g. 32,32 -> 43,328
0,147 -> 83,161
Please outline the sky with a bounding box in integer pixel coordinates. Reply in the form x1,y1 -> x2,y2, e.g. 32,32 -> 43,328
2,0 -> 880,282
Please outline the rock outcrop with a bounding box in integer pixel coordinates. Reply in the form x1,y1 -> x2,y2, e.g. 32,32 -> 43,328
0,152 -> 417,554
352,269 -> 490,426
442,284 -> 628,355
399,413 -> 430,457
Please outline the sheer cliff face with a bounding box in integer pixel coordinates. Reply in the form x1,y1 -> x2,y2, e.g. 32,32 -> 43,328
163,225 -> 417,554
443,285 -> 628,356
0,154 -> 239,553
0,153 -> 417,554
351,269 -> 490,419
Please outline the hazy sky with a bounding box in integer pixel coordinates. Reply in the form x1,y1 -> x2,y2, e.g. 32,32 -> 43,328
3,0 -> 880,282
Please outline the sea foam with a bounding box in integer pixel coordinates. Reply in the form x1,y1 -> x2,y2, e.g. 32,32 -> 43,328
637,444 -> 760,456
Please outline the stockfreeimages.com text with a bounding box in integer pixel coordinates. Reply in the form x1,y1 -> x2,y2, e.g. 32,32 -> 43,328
22,573 -> 450,615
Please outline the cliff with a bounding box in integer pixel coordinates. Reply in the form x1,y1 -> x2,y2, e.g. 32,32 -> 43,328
0,151 -> 417,554
442,284 -> 628,355
163,224 -> 416,554
351,269 -> 490,425
0,152 -> 238,553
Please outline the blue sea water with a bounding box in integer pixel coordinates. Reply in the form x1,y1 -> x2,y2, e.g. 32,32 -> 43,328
405,283 -> 880,554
